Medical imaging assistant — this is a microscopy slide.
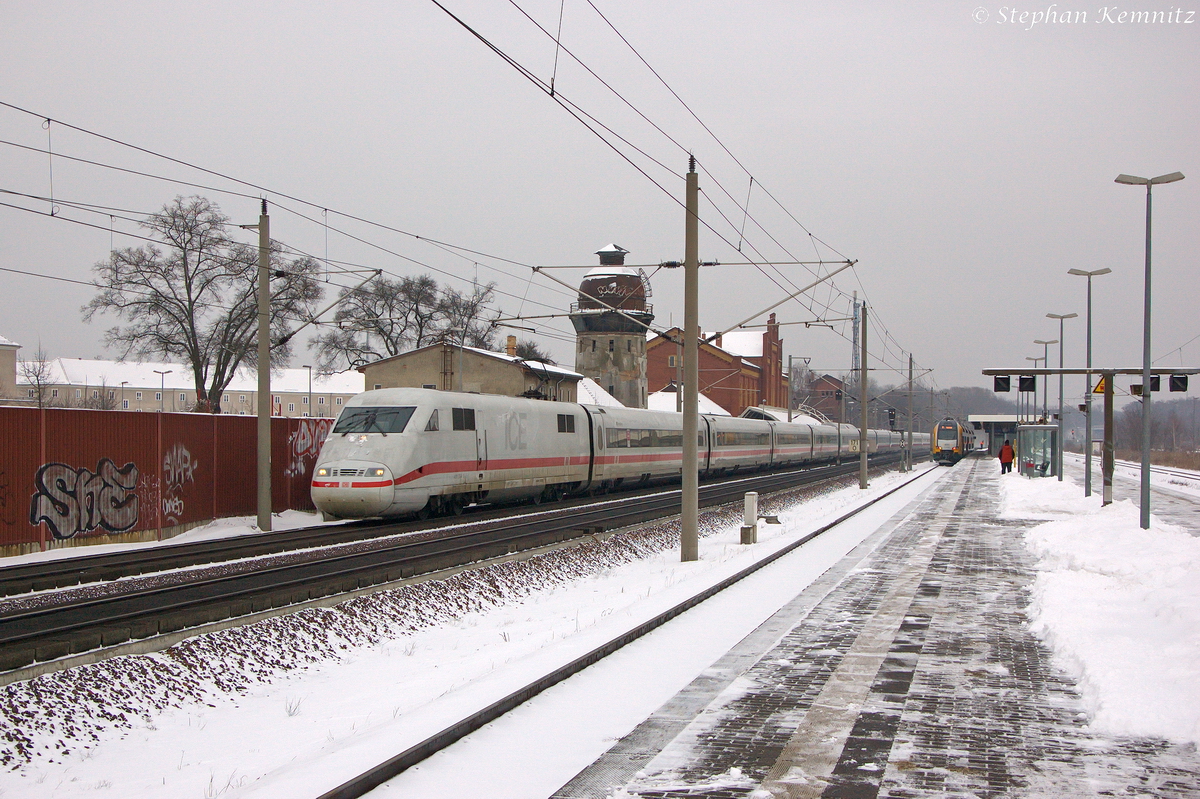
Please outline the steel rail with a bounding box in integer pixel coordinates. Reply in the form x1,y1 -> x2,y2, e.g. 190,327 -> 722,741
315,461 -> 940,799
0,455 -> 905,671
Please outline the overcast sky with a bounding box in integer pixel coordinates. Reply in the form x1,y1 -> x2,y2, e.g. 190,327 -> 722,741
1,1 -> 1196,400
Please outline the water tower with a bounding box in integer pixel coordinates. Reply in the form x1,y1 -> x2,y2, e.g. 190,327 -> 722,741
570,244 -> 654,408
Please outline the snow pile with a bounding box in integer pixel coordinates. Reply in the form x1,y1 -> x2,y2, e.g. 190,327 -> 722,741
1001,475 -> 1200,745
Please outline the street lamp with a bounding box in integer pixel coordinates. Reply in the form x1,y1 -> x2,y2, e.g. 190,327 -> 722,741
1046,313 -> 1077,481
152,370 -> 171,412
1068,268 -> 1112,497
1033,341 -> 1057,420
1116,170 -> 1185,529
1025,356 -> 1044,423
302,364 -> 312,418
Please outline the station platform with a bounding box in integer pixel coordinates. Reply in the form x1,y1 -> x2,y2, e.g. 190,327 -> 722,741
553,459 -> 1200,798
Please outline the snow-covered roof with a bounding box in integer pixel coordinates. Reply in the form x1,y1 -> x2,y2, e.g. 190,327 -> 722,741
646,388 -> 731,415
577,378 -> 624,407
584,265 -> 638,279
17,358 -> 364,393
461,346 -> 582,380
743,405 -> 826,425
0,333 -> 19,349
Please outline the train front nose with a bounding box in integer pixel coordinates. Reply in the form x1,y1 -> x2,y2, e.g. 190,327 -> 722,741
311,461 -> 394,517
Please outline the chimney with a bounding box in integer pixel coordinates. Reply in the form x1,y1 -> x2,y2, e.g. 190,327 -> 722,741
506,335 -> 517,357
595,244 -> 629,266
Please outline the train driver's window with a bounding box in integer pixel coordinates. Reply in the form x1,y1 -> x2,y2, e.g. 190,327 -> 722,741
425,409 -> 439,431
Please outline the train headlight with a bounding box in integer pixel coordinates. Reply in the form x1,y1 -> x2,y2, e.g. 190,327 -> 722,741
316,467 -> 329,477
369,468 -> 386,477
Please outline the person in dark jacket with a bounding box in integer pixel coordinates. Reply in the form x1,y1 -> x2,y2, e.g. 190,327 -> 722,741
999,439 -> 1015,474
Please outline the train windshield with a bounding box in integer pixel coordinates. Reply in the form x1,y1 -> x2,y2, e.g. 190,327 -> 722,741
936,424 -> 958,440
333,406 -> 417,435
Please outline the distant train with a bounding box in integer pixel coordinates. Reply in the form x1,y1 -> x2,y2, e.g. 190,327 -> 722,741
312,388 -> 931,520
932,418 -> 975,465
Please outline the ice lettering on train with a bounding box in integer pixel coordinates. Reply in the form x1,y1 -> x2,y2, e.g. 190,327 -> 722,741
505,412 -> 528,451
29,458 -> 140,539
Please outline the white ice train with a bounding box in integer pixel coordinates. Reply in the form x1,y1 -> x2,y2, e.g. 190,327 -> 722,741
311,388 -> 929,520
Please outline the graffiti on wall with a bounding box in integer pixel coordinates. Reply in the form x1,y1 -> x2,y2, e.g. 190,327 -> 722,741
29,458 -> 140,540
162,443 -> 198,525
285,418 -> 334,478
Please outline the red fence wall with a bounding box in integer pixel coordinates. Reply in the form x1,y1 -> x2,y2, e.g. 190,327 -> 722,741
0,407 -> 334,552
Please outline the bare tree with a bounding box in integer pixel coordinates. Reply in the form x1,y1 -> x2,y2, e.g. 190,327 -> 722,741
513,339 -> 555,364
84,196 -> 323,412
19,346 -> 55,408
311,276 -> 498,373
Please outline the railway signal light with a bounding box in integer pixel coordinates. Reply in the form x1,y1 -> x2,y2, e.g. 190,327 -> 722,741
887,408 -> 896,427
1170,374 -> 1189,392
994,375 -> 1010,392
1019,375 -> 1036,393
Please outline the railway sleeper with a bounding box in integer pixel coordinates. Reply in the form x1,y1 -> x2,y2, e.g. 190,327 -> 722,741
0,645 -> 36,671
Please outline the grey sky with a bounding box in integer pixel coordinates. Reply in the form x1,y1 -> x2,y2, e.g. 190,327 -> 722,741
1,1 -> 1196,401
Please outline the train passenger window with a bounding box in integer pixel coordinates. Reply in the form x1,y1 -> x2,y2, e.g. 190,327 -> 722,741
425,409 -> 439,431
333,406 -> 417,435
452,407 -> 476,431
557,414 -> 575,433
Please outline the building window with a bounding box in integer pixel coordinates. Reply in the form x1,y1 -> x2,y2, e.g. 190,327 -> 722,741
180,393 -> 187,402
239,394 -> 246,404
108,390 -> 115,399
318,396 -> 325,405
451,407 -> 475,431
223,394 -> 229,403
92,389 -> 99,399
155,392 -> 162,401
303,411 -> 309,417
422,383 -> 437,390
668,355 -> 677,367
609,340 -> 614,352
288,403 -> 295,412
135,391 -> 143,400
591,340 -> 596,352
336,397 -> 343,405
272,395 -> 280,404
627,340 -> 632,352
27,388 -> 34,398
122,399 -> 129,409
374,384 -> 382,390
557,414 -> 575,433
302,396 -> 309,404
608,385 -> 615,396
75,388 -> 82,399
51,389 -> 59,398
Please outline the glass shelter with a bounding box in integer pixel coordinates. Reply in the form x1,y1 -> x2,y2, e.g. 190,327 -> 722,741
1016,424 -> 1058,478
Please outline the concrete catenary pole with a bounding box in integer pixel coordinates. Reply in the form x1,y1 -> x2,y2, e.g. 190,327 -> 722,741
907,353 -> 914,472
1103,371 -> 1114,506
859,304 -> 869,488
681,157 -> 699,562
256,199 -> 272,533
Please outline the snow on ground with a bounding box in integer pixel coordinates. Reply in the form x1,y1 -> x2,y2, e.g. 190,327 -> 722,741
0,510 -> 344,567
0,467 -> 940,799
1000,473 -> 1200,746
1064,451 -> 1200,499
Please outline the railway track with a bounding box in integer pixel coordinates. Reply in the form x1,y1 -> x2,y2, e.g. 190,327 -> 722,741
0,453 -> 910,675
0,455 -> 899,598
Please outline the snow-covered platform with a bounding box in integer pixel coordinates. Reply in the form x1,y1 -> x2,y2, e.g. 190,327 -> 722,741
552,458 -> 1200,798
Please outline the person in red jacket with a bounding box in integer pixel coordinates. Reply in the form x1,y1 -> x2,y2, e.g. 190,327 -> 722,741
998,439 -> 1015,474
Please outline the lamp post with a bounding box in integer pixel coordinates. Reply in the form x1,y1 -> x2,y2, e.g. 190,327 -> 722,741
1067,268 -> 1112,497
1033,341 -> 1056,421
1025,356 -> 1044,422
1116,170 -> 1185,530
303,365 -> 312,418
120,380 -> 128,410
153,370 -> 171,412
1046,314 -> 1077,481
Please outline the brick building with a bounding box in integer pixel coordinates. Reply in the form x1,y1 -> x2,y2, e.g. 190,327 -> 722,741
645,314 -> 786,417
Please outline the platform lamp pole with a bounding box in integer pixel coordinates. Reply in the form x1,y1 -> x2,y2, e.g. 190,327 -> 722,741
1046,314 -> 1076,480
1068,268 -> 1111,497
1025,357 -> 1044,423
1033,342 -> 1056,421
1116,171 -> 1185,529
153,370 -> 171,411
